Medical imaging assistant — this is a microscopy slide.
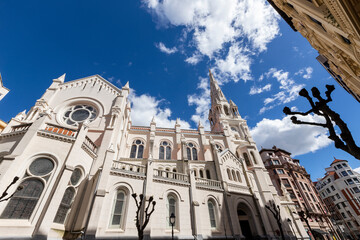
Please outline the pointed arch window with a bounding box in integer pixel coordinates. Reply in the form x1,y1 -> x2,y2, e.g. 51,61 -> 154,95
236,171 -> 242,182
159,141 -> 172,160
54,168 -> 83,224
110,190 -> 127,228
232,170 -> 237,181
243,153 -> 252,167
208,200 -> 217,228
167,195 -> 178,228
186,143 -> 198,160
130,140 -> 145,158
1,157 -> 55,219
227,169 -> 232,181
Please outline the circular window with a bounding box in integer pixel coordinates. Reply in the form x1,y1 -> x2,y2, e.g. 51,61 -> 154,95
29,158 -> 54,176
63,105 -> 97,126
70,168 -> 83,186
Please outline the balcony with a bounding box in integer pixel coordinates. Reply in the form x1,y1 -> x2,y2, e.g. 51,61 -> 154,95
153,169 -> 189,186
82,136 -> 98,157
0,123 -> 32,139
111,161 -> 146,179
195,177 -> 223,191
38,123 -> 77,142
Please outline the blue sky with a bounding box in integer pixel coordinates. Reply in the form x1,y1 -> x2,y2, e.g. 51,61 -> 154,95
0,0 -> 359,180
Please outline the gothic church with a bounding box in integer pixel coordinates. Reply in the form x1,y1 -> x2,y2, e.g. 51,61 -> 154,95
0,72 -> 309,239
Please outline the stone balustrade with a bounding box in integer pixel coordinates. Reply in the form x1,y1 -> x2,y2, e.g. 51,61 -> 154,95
195,177 -> 223,191
153,169 -> 189,183
112,161 -> 146,175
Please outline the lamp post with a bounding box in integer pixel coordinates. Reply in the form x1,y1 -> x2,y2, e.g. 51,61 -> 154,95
170,213 -> 175,240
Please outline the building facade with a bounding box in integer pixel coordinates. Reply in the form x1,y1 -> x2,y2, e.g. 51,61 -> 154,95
0,74 -> 9,101
267,0 -> 360,103
260,146 -> 337,240
316,159 -> 360,239
0,73 -> 310,239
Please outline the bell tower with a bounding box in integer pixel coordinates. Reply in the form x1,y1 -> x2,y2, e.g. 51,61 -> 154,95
208,70 -> 241,133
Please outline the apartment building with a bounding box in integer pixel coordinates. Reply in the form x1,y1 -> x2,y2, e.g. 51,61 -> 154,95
316,159 -> 360,239
260,146 -> 337,240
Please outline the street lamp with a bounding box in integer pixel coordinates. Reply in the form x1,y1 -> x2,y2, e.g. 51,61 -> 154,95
170,213 -> 176,240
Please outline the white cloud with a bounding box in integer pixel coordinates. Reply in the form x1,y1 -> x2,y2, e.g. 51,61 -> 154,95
129,89 -> 190,128
353,167 -> 360,174
187,77 -> 211,130
250,114 -> 332,156
214,43 -> 252,82
295,67 -> 313,79
185,53 -> 202,65
249,83 -> 271,95
144,0 -> 280,82
259,68 -> 305,114
156,42 -> 178,54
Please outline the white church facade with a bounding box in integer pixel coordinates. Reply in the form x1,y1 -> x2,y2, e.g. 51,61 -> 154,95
0,72 -> 309,239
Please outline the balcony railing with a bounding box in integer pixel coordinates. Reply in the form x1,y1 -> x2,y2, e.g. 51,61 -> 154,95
43,123 -> 77,137
11,123 -> 32,133
153,169 -> 189,183
112,161 -> 146,175
195,177 -> 223,190
83,136 -> 98,154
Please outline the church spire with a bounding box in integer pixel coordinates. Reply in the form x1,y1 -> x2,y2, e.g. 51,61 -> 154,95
208,69 -> 241,133
209,69 -> 227,105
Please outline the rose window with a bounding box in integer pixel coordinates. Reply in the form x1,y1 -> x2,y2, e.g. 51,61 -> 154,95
63,105 -> 97,126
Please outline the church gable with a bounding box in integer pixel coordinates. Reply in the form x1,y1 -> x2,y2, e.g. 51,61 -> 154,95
59,74 -> 122,96
220,149 -> 243,170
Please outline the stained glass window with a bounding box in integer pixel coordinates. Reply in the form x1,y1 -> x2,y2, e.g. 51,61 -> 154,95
54,187 -> 75,224
1,179 -> 44,219
110,191 -> 126,228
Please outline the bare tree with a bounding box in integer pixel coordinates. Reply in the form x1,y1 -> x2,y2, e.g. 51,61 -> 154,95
0,176 -> 23,203
132,193 -> 156,240
265,201 -> 285,240
283,85 -> 360,160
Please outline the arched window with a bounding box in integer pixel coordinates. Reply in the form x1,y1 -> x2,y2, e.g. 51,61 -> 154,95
165,168 -> 171,178
54,168 -> 83,224
193,169 -> 198,177
232,170 -> 237,182
130,140 -> 145,158
250,152 -> 258,164
215,144 -> 223,153
54,187 -> 75,223
172,168 -> 177,179
186,143 -> 198,160
243,153 -> 252,167
224,106 -> 230,116
236,171 -> 242,182
208,200 -> 217,228
167,195 -> 177,228
206,170 -> 211,179
227,169 -> 232,181
1,157 -> 55,219
159,141 -> 172,160
199,169 -> 204,178
110,190 -> 126,228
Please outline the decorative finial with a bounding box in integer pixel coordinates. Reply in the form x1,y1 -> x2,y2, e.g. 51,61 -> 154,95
54,73 -> 66,83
